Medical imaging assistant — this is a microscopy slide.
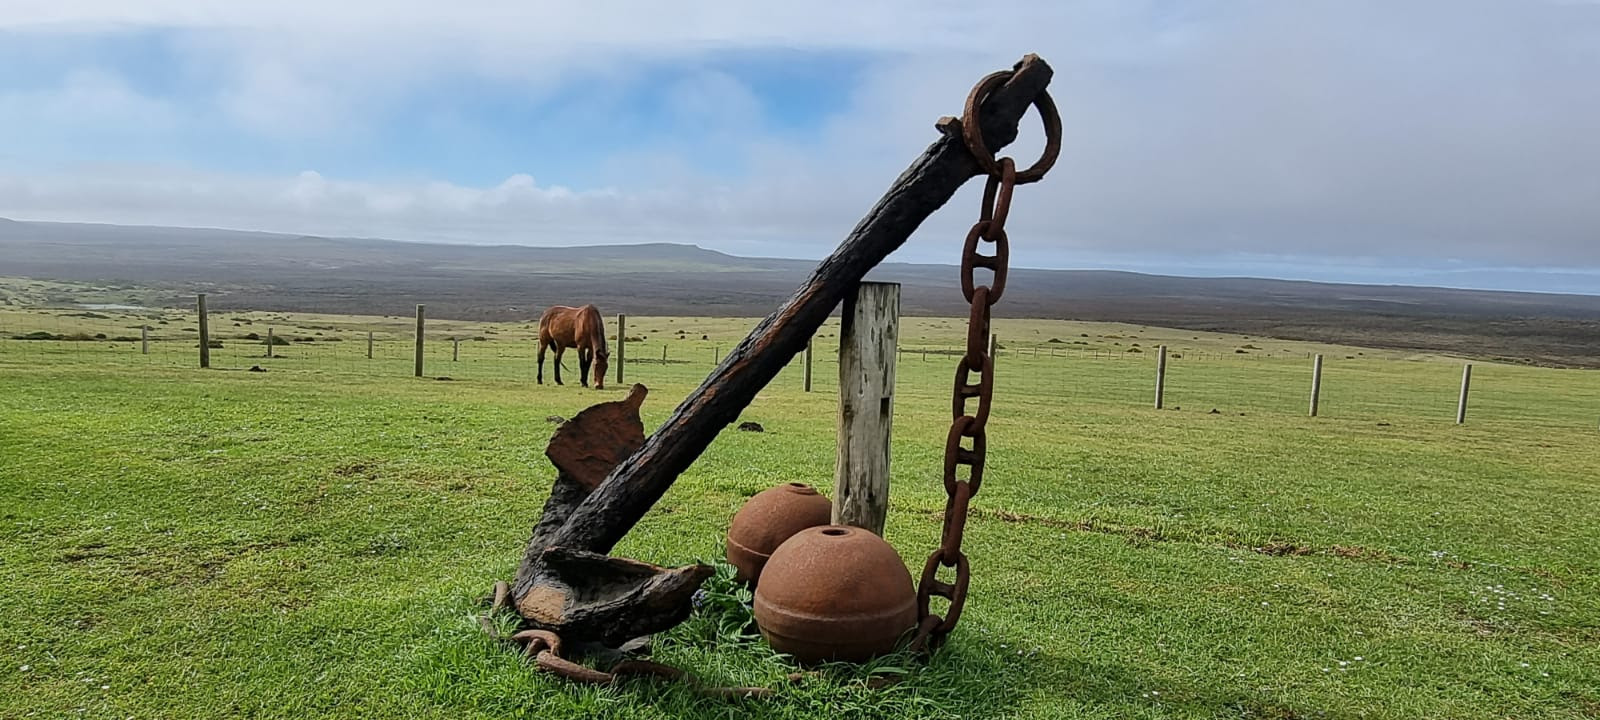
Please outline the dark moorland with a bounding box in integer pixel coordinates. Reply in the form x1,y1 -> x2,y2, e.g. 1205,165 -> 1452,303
3,217 -> 1597,367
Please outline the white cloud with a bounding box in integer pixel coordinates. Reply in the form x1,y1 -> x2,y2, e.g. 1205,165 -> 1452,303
0,68 -> 179,132
2,0 -> 1599,273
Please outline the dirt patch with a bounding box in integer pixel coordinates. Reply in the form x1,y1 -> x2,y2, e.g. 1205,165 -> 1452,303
331,461 -> 379,478
1330,545 -> 1405,563
926,505 -> 1416,565
968,508 -> 1170,544
1253,541 -> 1314,557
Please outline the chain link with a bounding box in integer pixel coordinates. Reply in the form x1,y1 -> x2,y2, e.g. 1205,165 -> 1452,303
912,68 -> 1060,654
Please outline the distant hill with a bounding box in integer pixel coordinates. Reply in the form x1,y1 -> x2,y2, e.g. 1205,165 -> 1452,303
3,218 -> 1597,366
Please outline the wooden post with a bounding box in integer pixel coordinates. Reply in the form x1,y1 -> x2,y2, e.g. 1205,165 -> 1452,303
414,304 -> 425,378
662,345 -> 667,363
1154,344 -> 1167,409
714,346 -> 719,364
989,332 -> 998,360
616,314 -> 626,384
140,325 -> 148,355
197,293 -> 210,368
804,338 -> 814,392
267,327 -> 274,358
1309,354 -> 1324,417
453,337 -> 460,362
367,331 -> 374,359
834,282 -> 899,535
1457,363 -> 1472,424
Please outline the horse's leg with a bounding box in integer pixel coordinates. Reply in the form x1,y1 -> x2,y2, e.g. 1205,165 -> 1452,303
579,347 -> 591,388
553,345 -> 565,385
536,338 -> 546,384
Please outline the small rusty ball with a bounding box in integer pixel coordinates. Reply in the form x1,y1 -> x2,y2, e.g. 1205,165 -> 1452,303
725,482 -> 832,585
753,525 -> 918,664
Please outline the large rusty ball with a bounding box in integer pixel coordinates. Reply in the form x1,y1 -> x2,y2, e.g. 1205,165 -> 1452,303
725,482 -> 833,585
753,525 -> 918,664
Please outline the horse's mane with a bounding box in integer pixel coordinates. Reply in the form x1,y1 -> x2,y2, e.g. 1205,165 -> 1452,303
585,305 -> 609,355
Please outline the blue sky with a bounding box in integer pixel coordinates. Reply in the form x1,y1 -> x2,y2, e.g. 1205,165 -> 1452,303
0,28 -> 868,185
2,1 -> 1598,294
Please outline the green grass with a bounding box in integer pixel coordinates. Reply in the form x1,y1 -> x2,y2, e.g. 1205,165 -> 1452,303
3,303 -> 1599,719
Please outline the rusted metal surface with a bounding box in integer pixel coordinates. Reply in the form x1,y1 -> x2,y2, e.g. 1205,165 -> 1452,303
725,482 -> 833,585
961,69 -> 1062,184
544,384 -> 647,491
514,384 -> 650,598
753,526 -> 918,664
504,626 -> 800,698
509,383 -> 713,644
911,66 -> 1061,653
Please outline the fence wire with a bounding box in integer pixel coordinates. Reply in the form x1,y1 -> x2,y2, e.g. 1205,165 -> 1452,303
2,307 -> 1596,431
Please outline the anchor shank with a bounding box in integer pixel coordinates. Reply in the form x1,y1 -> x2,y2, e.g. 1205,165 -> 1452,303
550,55 -> 1056,555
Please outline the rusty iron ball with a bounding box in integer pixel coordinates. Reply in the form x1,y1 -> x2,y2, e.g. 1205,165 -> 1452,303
752,525 -> 918,664
725,482 -> 833,586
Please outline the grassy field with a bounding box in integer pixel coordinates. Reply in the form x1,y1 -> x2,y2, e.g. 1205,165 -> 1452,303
3,294 -> 1599,719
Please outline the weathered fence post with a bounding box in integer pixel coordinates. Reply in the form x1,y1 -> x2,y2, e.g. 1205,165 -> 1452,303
834,282 -> 900,535
662,345 -> 667,363
1457,363 -> 1472,424
616,314 -> 626,384
804,338 -> 814,392
1310,353 -> 1324,417
140,325 -> 148,355
414,304 -> 425,378
197,293 -> 210,369
1154,344 -> 1167,409
453,337 -> 460,362
989,332 -> 998,360
267,327 -> 275,358
367,330 -> 374,359
714,346 -> 720,364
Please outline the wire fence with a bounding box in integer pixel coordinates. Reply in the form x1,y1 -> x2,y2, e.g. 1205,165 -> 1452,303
2,303 -> 1597,432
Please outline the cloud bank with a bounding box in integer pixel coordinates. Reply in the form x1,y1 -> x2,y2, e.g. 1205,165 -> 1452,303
2,1 -> 1597,281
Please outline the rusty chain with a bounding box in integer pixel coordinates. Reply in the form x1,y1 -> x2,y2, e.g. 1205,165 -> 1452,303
912,68 -> 1061,654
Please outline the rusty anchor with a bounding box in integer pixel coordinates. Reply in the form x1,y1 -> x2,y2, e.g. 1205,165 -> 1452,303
482,53 -> 1061,680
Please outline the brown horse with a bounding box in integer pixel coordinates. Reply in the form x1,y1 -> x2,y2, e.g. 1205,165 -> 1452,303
537,304 -> 610,389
